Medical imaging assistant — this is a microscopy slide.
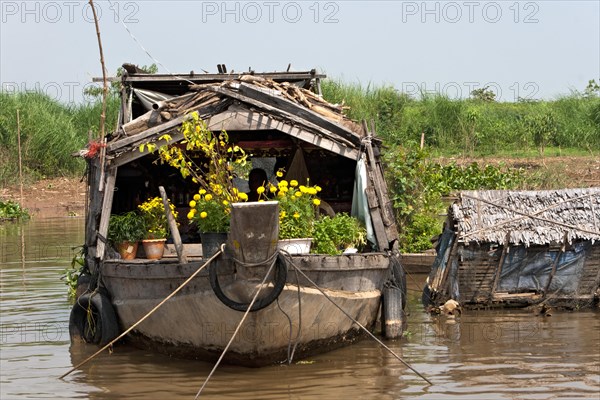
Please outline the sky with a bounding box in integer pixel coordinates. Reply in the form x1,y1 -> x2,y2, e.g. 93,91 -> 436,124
1,0 -> 599,104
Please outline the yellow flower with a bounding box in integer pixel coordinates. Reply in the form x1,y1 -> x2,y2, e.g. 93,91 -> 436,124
290,180 -> 298,187
189,200 -> 197,208
278,180 -> 288,187
315,185 -> 322,192
313,199 -> 321,206
238,192 -> 248,201
308,188 -> 317,195
295,191 -> 302,198
200,211 -> 208,219
187,211 -> 195,220
277,191 -> 285,197
199,189 -> 206,195
299,185 -> 308,193
276,170 -> 284,178
256,186 -> 265,195
269,184 -> 277,193
293,212 -> 300,219
280,211 -> 287,218
205,194 -> 213,201
193,194 -> 201,201
222,200 -> 229,205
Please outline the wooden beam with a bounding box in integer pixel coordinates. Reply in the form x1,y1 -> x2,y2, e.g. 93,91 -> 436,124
96,167 -> 117,259
159,186 -> 187,264
237,83 -> 361,146
107,113 -> 188,153
208,86 -> 357,148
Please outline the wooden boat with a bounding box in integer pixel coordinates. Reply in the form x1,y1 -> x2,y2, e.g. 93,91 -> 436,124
69,65 -> 405,366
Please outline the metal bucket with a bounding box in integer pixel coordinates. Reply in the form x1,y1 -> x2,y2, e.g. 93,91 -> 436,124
200,232 -> 228,258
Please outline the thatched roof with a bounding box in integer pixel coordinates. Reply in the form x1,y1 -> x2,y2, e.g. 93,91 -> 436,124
451,188 -> 600,246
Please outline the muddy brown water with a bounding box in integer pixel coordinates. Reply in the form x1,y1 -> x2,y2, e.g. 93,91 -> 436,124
1,218 -> 599,399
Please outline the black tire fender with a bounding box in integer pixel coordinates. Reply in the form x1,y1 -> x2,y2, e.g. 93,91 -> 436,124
69,292 -> 120,347
209,253 -> 288,312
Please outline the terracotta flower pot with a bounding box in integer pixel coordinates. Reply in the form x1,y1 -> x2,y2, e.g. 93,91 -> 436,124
142,239 -> 167,260
116,241 -> 139,260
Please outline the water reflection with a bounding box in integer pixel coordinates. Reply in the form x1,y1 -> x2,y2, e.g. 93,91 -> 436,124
1,218 -> 599,399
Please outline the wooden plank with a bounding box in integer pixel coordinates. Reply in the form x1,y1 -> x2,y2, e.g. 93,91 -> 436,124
122,71 -> 326,83
237,83 -> 361,146
208,86 -> 357,148
490,232 -> 511,297
158,186 -> 187,264
106,114 -> 188,153
96,167 -> 117,259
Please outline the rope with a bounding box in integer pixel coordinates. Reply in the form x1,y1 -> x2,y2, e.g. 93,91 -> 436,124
194,250 -> 279,398
283,254 -> 433,386
59,248 -> 223,380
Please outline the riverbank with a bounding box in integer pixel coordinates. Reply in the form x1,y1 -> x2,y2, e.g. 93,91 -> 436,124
0,176 -> 86,218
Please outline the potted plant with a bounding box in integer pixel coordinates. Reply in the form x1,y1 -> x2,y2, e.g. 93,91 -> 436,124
138,196 -> 178,260
311,213 -> 367,255
187,188 -> 245,257
107,211 -> 146,260
275,179 -> 321,254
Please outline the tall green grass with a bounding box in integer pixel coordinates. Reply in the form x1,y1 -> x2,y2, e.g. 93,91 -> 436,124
0,91 -> 119,186
322,80 -> 600,156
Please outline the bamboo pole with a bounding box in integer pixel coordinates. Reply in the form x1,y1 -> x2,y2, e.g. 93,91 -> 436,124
89,0 -> 109,191
16,110 -> 23,205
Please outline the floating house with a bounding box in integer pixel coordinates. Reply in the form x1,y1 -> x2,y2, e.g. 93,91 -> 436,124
423,188 -> 600,309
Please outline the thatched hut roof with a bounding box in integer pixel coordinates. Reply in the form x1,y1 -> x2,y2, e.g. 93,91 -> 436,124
451,188 -> 600,246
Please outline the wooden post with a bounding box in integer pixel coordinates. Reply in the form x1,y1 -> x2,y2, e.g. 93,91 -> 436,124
159,186 -> 187,264
16,110 -> 24,206
490,231 -> 512,300
96,167 -> 117,259
420,132 -> 425,150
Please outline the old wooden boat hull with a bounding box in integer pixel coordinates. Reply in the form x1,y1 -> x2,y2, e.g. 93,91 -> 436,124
101,253 -> 389,366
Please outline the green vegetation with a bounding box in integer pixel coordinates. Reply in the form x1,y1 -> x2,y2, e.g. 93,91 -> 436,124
108,211 -> 147,245
311,213 -> 367,255
321,80 -> 600,155
0,91 -> 120,186
0,200 -> 30,221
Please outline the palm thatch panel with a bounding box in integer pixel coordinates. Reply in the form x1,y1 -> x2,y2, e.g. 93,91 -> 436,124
451,188 -> 600,246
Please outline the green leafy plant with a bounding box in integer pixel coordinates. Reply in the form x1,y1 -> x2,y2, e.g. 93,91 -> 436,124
62,246 -> 86,299
0,200 -> 30,221
107,211 -> 146,244
311,213 -> 367,255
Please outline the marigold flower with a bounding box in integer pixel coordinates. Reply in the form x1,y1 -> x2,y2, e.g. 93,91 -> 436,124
222,200 -> 229,205
277,191 -> 285,197
278,180 -> 288,187
189,200 -> 197,208
200,211 -> 208,219
315,185 -> 322,192
193,194 -> 201,201
290,180 -> 298,187
269,184 -> 277,193
199,189 -> 206,195
276,170 -> 284,178
293,212 -> 300,219
187,211 -> 195,220
205,194 -> 213,201
256,186 -> 265,195
238,192 -> 248,201
295,191 -> 302,198
313,199 -> 321,206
